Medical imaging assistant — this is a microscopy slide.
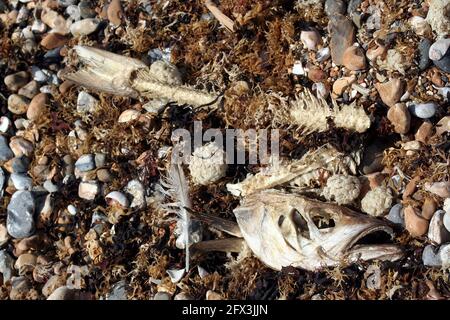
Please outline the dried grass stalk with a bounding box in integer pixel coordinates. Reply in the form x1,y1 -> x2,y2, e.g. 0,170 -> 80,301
204,0 -> 235,32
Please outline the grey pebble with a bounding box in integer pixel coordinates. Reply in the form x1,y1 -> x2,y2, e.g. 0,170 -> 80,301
94,153 -> 106,168
10,173 -> 33,190
75,154 -> 95,172
0,136 -> 14,161
409,102 -> 437,119
78,1 -> 96,19
0,250 -> 15,282
153,292 -> 171,300
418,38 -> 432,71
325,0 -> 346,16
386,203 -> 405,226
7,190 -> 36,239
43,180 -> 59,193
8,156 -> 30,173
433,51 -> 450,73
422,244 -> 442,267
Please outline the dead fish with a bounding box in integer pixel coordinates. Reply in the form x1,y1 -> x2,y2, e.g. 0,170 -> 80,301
193,190 -> 403,271
64,46 -> 219,108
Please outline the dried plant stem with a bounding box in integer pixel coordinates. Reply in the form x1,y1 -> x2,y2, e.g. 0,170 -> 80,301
204,0 -> 235,32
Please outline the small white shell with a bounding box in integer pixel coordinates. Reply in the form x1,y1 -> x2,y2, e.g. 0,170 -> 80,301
118,109 -> 141,123
167,268 -> 185,283
105,191 -> 130,208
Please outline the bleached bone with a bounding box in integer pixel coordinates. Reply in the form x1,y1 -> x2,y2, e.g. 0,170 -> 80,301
64,46 -> 219,108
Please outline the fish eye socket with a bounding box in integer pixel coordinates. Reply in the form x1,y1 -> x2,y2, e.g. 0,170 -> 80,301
291,209 -> 310,240
311,214 -> 336,230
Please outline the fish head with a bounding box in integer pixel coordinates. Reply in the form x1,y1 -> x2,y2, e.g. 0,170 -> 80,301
233,190 -> 404,271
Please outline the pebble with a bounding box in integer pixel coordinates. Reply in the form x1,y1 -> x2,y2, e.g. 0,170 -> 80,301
0,250 -> 14,282
316,47 -> 330,62
75,154 -> 95,172
97,169 -> 112,182
11,173 -> 33,190
106,280 -> 128,300
422,245 -> 441,267
79,1 -> 96,18
433,51 -> 450,73
153,292 -> 171,300
206,290 -> 223,300
107,0 -> 123,26
43,180 -> 59,193
14,253 -> 37,275
366,40 -> 386,62
0,116 -> 12,133
70,18 -> 100,36
0,223 -> 9,246
328,14 -> 355,66
409,16 -> 431,36
418,38 -> 432,71
387,103 -> 410,134
429,39 -> 450,61
425,182 -> 450,198
307,67 -> 326,83
7,191 -> 36,239
26,93 -> 49,121
409,102 -> 437,119
404,206 -> 429,237
16,6 -> 29,24
444,211 -> 450,233
386,203 -> 405,226
118,109 -> 141,123
8,94 -> 30,115
42,275 -> 66,297
435,116 -> 450,136
428,210 -> 450,245
105,191 -> 130,208
422,197 -> 437,220
31,20 -> 47,33
0,136 -> 14,161
77,91 -> 99,114
47,286 -> 83,300
78,181 -> 99,200
41,8 -> 70,35
332,76 -> 356,97
4,71 -> 29,92
324,0 -> 346,16
125,179 -> 146,208
18,80 -> 40,99
439,244 -> 450,268
174,292 -> 193,300
94,153 -> 106,168
415,121 -> 433,144
40,33 -> 68,50
300,30 -> 322,51
342,46 -> 366,71
375,78 -> 404,108
9,137 -> 34,157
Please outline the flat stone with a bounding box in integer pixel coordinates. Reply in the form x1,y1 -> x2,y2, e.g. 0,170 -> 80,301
94,153 -> 106,167
40,33 -> 68,50
7,191 -> 36,239
342,45 -> 366,70
107,0 -> 123,26
418,38 -> 432,71
404,205 -> 429,237
325,0 -> 346,16
328,14 -> 356,66
422,245 -> 441,267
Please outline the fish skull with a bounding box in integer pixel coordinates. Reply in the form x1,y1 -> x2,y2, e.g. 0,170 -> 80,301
233,190 -> 403,271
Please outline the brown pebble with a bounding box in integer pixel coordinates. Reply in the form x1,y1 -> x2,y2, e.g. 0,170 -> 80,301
415,121 -> 433,144
40,33 -> 68,50
366,172 -> 387,190
107,0 -> 123,26
97,168 -> 113,182
422,197 -> 437,220
8,94 -> 30,115
425,182 -> 450,198
18,81 -> 40,99
59,80 -> 74,94
342,46 -> 367,71
403,176 -> 420,200
4,71 -> 29,92
404,206 -> 429,237
308,67 -> 327,82
375,78 -> 405,108
329,15 -> 356,65
27,93 -> 49,121
430,69 -> 444,87
387,103 -> 411,134
332,76 -> 356,96
435,116 -> 449,136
